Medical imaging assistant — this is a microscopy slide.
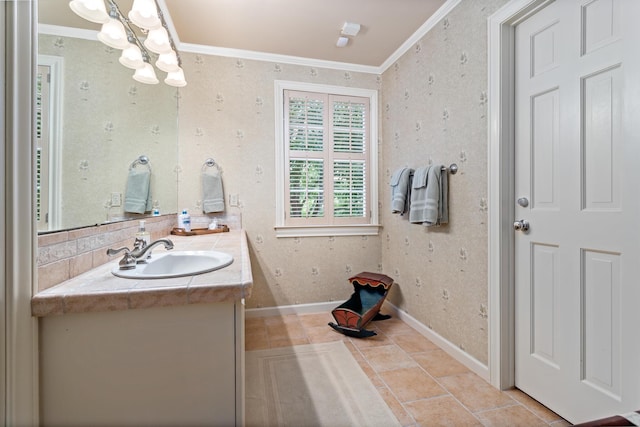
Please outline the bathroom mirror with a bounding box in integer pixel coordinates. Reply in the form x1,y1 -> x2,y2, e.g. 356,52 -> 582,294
36,1 -> 179,233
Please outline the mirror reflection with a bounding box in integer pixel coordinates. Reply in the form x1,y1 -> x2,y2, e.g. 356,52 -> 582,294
37,2 -> 179,233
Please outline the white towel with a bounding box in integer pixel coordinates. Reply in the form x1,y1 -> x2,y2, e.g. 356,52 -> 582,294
202,168 -> 225,213
390,167 -> 413,215
123,167 -> 151,214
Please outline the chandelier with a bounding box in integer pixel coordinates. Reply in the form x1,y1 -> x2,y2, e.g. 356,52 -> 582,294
69,0 -> 186,87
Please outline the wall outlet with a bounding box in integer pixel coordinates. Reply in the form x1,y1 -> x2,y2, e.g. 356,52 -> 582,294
229,193 -> 239,207
110,192 -> 122,207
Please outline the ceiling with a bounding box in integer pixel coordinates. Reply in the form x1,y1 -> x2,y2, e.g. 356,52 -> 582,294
39,0 -> 448,70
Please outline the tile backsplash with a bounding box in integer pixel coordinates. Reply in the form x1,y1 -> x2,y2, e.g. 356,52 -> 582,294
36,213 -> 241,292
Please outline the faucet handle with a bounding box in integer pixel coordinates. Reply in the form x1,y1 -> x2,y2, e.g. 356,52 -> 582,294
106,247 -> 137,270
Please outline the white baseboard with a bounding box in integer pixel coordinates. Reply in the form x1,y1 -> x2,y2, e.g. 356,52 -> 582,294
246,301 -> 490,382
383,301 -> 490,381
245,301 -> 338,318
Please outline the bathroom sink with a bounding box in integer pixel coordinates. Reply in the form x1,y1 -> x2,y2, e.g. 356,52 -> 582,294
112,250 -> 234,279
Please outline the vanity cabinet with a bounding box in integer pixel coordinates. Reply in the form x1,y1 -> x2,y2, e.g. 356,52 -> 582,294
33,230 -> 252,427
39,301 -> 245,426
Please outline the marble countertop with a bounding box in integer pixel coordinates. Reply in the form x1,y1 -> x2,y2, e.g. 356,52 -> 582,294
32,230 -> 253,317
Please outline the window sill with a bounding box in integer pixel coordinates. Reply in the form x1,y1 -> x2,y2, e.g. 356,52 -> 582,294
274,224 -> 381,238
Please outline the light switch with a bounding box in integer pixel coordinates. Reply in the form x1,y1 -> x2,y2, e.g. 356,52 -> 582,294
111,192 -> 122,207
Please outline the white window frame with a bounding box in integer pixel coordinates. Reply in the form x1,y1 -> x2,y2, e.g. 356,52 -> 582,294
275,80 -> 379,238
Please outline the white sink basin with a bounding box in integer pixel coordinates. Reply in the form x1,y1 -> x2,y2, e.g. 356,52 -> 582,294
112,250 -> 234,279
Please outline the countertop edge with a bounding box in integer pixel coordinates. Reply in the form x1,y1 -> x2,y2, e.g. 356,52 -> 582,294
32,230 -> 253,317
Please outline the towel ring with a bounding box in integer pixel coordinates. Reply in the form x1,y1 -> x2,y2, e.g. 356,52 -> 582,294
130,155 -> 151,171
202,158 -> 220,172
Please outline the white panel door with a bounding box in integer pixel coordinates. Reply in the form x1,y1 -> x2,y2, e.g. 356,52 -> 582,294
514,0 -> 640,423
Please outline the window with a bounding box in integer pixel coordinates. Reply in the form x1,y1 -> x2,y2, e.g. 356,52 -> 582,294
275,81 -> 379,237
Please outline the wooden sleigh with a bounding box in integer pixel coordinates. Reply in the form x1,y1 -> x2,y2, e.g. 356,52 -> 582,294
328,272 -> 395,338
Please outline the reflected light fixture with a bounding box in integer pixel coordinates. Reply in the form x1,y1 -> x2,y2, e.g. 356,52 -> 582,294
156,51 -> 179,72
133,61 -> 160,84
164,67 -> 186,87
69,0 -> 186,86
69,0 -> 109,24
129,0 -> 161,29
119,39 -> 144,69
97,4 -> 129,49
144,26 -> 172,54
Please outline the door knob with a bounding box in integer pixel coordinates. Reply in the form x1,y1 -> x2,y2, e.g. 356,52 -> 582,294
513,219 -> 530,232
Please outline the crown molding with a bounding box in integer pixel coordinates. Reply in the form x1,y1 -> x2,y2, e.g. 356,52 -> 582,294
179,42 -> 382,74
379,0 -> 462,73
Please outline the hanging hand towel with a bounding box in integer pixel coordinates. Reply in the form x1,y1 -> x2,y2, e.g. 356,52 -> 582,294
422,164 -> 445,227
390,167 -> 413,215
124,167 -> 151,214
202,168 -> 225,213
409,165 -> 433,224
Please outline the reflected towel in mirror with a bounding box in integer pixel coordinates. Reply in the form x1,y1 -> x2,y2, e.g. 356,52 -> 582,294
202,168 -> 224,213
124,167 -> 152,214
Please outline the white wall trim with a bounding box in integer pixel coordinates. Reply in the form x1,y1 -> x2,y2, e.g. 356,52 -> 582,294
37,54 -> 64,231
3,1 -> 39,425
487,0 -> 554,390
385,302 -> 490,381
246,301 -> 338,318
246,301 -> 489,381
379,0 -> 462,73
180,42 -> 382,74
38,23 -> 97,41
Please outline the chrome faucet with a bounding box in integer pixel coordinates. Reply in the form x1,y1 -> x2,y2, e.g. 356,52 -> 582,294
130,238 -> 174,262
106,238 -> 174,270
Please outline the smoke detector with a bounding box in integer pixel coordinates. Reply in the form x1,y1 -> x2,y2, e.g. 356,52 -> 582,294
341,22 -> 361,37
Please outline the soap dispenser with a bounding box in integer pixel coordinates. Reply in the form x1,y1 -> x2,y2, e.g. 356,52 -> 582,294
136,220 -> 151,246
178,209 -> 191,232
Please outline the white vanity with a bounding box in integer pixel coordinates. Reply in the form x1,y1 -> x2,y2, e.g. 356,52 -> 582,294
32,230 -> 252,427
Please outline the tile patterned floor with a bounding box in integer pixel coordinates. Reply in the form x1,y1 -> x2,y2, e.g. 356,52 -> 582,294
245,312 -> 572,427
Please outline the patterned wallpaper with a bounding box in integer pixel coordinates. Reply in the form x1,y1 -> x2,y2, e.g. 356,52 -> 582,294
176,0 -> 508,364
380,0 -> 507,364
38,35 -> 178,231
177,56 -> 382,309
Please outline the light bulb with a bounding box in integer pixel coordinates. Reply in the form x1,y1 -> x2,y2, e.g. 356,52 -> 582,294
128,0 -> 160,30
144,26 -> 172,54
119,43 -> 144,69
133,63 -> 159,84
156,51 -> 179,73
97,18 -> 129,49
164,67 -> 187,87
69,0 -> 109,24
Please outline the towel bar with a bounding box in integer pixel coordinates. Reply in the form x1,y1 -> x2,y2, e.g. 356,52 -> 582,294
441,163 -> 458,174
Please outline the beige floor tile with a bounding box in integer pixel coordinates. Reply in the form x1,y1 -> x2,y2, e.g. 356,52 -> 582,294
306,325 -> 347,343
360,344 -> 418,372
405,396 -> 483,427
505,389 -> 565,423
438,373 -> 516,412
266,320 -> 306,341
245,333 -> 269,351
298,312 -> 334,328
377,386 -> 416,426
476,405 -> 548,427
263,314 -> 300,326
391,331 -> 439,353
268,336 -> 309,348
379,367 -> 447,402
349,331 -> 394,349
412,349 -> 470,377
371,317 -> 416,336
343,340 -> 384,387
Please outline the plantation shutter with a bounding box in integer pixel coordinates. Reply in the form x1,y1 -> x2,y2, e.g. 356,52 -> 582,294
284,90 -> 369,226
36,65 -> 51,231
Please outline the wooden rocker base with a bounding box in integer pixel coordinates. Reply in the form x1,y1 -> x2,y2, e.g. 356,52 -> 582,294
328,322 -> 377,338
